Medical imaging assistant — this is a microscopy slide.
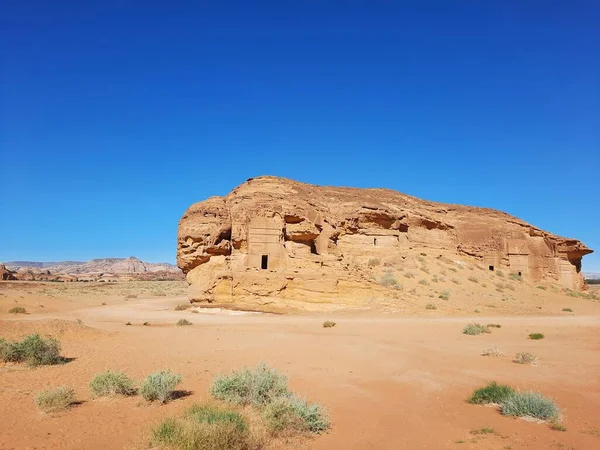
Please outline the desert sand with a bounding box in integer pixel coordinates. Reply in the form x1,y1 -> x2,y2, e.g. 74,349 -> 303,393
1,278 -> 599,450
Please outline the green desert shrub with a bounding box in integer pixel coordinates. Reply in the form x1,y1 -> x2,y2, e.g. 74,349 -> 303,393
501,391 -> 559,421
322,321 -> 336,328
211,363 -> 289,407
263,395 -> 330,434
89,370 -> 136,397
468,382 -> 515,405
150,408 -> 251,450
140,370 -> 182,403
438,290 -> 450,300
177,319 -> 192,326
8,306 -> 27,314
562,308 -> 573,312
514,352 -> 539,365
35,386 -> 76,413
463,323 -> 490,336
529,333 -> 545,340
0,334 -> 63,366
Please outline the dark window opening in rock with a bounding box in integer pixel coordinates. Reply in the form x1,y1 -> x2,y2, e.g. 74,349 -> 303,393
310,241 -> 318,254
489,265 -> 494,271
518,271 -> 522,276
373,238 -> 377,246
261,255 -> 269,270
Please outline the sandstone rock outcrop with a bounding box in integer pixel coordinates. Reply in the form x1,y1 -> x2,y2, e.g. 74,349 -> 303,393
0,264 -> 16,281
177,176 -> 592,307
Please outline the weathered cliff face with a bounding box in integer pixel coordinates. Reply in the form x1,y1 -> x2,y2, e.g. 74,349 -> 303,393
177,176 -> 592,307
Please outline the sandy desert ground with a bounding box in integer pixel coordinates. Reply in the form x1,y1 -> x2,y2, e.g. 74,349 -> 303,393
1,279 -> 599,450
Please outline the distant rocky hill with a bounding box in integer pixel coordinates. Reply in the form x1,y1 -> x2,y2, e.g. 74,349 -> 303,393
584,272 -> 600,280
2,257 -> 183,282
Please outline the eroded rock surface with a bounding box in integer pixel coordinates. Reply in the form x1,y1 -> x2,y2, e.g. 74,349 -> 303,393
177,176 -> 592,307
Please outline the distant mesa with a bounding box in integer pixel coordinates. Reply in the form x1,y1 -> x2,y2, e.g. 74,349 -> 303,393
177,176 -> 593,307
1,257 -> 183,282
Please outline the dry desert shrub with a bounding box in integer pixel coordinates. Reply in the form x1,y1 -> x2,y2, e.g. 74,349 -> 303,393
177,319 -> 192,326
425,303 -> 437,310
140,370 -> 182,403
514,352 -> 539,366
263,395 -> 329,434
367,258 -> 380,268
481,347 -> 504,357
380,272 -> 400,289
35,386 -> 76,413
438,290 -> 450,300
175,303 -> 192,311
211,363 -> 288,407
210,363 -> 329,436
322,321 -> 336,328
8,306 -> 27,314
89,370 -> 136,397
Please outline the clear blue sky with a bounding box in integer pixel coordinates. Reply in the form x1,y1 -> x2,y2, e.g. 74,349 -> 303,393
1,1 -> 598,270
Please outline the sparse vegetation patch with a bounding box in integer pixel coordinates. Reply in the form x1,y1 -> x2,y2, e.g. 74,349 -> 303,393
322,321 -> 336,328
177,319 -> 192,326
8,306 -> 27,314
562,308 -> 573,312
438,290 -> 450,300
425,303 -> 437,310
